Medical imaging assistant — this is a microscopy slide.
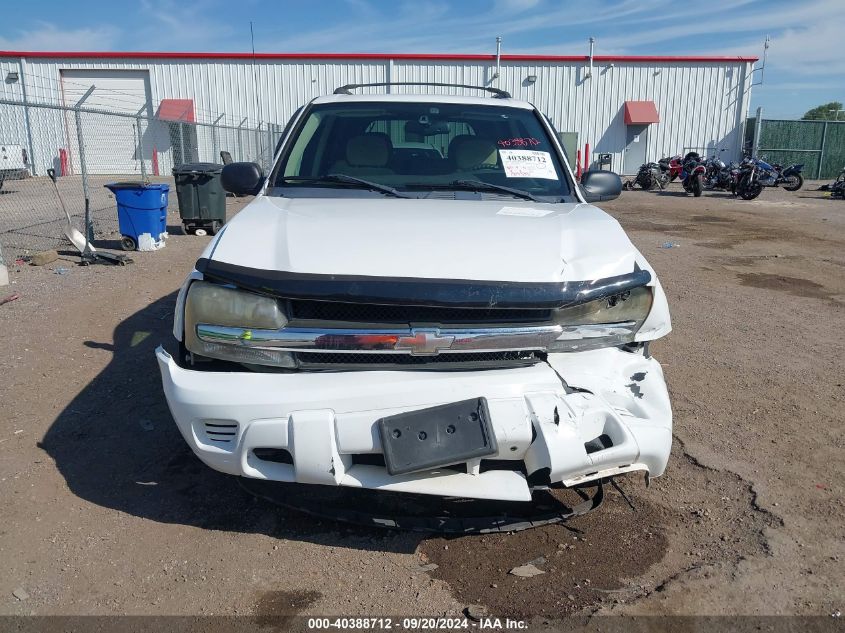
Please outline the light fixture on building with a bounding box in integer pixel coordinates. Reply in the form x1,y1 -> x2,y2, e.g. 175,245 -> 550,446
6,71 -> 19,83
525,74 -> 537,84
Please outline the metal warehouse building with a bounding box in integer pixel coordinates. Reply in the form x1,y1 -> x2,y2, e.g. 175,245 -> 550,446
0,50 -> 757,176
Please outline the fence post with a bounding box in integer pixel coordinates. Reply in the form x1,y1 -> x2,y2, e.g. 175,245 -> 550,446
73,88 -> 94,204
752,106 -> 762,156
19,57 -> 38,176
73,86 -> 95,256
135,107 -> 147,181
818,121 -> 828,180
178,123 -> 186,166
267,122 -> 274,168
212,113 -> 225,163
237,117 -> 247,161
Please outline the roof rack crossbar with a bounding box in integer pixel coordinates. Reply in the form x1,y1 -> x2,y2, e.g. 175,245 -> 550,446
333,81 -> 511,98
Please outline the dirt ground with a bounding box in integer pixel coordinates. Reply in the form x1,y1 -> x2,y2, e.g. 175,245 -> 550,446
0,183 -> 843,624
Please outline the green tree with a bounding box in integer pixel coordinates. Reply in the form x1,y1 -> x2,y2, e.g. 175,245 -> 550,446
801,102 -> 844,120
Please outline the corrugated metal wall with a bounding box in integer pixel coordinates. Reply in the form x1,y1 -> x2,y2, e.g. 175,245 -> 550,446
1,54 -> 753,175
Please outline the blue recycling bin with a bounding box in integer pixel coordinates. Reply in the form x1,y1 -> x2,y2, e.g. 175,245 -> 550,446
104,182 -> 169,251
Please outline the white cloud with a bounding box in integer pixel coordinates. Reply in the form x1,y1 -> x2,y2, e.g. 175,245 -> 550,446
267,0 -> 654,54
136,0 -> 236,50
0,22 -> 120,51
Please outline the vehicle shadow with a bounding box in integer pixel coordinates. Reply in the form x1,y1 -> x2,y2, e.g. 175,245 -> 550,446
656,190 -> 694,197
39,292 -> 424,553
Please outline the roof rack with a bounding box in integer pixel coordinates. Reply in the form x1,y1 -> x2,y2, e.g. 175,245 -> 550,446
333,82 -> 511,99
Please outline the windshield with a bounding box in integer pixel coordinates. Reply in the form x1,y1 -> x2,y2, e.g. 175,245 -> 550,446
271,101 -> 572,200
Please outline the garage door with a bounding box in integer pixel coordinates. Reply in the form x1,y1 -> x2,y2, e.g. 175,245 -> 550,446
61,69 -> 152,175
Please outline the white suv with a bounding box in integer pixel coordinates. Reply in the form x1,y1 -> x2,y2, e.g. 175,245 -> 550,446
156,84 -> 672,507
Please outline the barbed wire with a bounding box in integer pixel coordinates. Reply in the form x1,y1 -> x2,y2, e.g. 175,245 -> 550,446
6,68 -> 263,127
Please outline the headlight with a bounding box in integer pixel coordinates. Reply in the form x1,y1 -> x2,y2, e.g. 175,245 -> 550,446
184,281 -> 295,368
547,286 -> 653,351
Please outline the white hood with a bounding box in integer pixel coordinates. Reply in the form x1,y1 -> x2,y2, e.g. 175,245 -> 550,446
205,196 -> 641,283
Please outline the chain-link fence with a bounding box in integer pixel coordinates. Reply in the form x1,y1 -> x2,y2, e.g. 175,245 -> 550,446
745,115 -> 845,180
0,98 -> 282,256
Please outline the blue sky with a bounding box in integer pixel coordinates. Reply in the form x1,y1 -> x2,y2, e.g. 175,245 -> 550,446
0,0 -> 841,119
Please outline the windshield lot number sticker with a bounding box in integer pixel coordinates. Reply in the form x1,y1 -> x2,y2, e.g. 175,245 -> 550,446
499,150 -> 558,180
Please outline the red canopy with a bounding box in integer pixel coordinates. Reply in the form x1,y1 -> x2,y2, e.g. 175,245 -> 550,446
157,99 -> 195,122
624,100 -> 659,125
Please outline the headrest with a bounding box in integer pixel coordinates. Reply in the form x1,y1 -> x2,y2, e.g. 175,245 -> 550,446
346,133 -> 392,167
449,135 -> 497,170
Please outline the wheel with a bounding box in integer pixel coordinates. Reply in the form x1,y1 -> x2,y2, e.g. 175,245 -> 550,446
194,227 -> 208,237
120,235 -> 136,251
783,173 -> 803,192
739,178 -> 763,200
692,174 -> 703,197
208,220 -> 221,236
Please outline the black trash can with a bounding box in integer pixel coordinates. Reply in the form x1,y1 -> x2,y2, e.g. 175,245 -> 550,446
172,162 -> 226,236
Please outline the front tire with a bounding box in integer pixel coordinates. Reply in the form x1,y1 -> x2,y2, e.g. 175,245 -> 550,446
783,173 -> 803,192
692,174 -> 703,197
739,177 -> 763,200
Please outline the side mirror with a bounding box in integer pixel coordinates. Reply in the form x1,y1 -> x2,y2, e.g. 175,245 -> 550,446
580,170 -> 623,202
221,162 -> 264,196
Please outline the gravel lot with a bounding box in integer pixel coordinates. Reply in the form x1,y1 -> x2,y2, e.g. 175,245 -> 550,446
0,183 -> 842,623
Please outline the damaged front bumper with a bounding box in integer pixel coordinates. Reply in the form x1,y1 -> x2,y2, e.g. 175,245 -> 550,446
155,345 -> 671,502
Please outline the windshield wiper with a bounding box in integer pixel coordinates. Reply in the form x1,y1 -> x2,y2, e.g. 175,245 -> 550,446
281,174 -> 411,198
449,179 -> 542,202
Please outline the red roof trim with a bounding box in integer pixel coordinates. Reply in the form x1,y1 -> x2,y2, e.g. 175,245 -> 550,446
0,50 -> 759,63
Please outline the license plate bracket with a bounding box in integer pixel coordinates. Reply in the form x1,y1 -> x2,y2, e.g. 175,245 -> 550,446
377,397 -> 498,476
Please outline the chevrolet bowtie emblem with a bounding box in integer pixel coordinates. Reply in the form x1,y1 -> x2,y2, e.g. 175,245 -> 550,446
395,329 -> 455,356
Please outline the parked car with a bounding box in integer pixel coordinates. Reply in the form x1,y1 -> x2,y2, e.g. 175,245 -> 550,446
156,85 -> 673,508
0,144 -> 28,191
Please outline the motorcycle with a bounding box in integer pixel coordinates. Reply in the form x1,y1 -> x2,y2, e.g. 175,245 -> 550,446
679,151 -> 706,197
703,153 -> 737,191
821,167 -> 845,199
735,157 -> 764,200
658,155 -> 682,182
770,163 -> 805,191
624,161 -> 668,190
734,156 -> 805,200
